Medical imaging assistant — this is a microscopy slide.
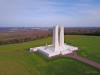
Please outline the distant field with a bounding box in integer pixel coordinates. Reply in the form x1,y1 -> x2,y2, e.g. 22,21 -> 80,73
0,35 -> 100,75
0,29 -> 51,40
0,34 -> 13,38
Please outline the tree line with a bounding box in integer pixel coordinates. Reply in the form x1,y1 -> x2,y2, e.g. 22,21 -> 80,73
0,31 -> 52,45
0,27 -> 100,45
64,27 -> 100,36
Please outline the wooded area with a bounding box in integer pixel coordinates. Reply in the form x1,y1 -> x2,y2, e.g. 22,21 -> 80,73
0,27 -> 100,45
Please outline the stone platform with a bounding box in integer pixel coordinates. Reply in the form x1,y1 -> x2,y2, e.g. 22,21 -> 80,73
29,44 -> 78,57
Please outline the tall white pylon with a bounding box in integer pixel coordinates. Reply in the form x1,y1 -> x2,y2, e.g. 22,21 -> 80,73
59,25 -> 64,47
52,25 -> 59,49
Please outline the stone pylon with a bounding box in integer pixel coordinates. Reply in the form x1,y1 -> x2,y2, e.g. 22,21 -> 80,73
52,25 -> 64,52
52,25 -> 59,49
59,25 -> 64,47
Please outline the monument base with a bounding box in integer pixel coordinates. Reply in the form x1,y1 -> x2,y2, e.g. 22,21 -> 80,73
29,44 -> 78,57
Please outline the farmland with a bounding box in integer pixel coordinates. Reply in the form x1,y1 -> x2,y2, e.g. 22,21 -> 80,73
0,27 -> 100,45
0,35 -> 100,75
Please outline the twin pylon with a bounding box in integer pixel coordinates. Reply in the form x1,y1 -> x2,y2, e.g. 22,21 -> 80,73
53,25 -> 64,51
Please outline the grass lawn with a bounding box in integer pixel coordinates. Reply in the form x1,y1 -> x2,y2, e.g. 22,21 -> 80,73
64,35 -> 100,63
0,35 -> 100,75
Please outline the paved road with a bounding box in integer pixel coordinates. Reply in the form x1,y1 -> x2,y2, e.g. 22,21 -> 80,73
65,50 -> 100,68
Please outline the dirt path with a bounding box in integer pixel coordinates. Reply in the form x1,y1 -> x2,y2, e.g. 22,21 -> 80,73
65,50 -> 100,68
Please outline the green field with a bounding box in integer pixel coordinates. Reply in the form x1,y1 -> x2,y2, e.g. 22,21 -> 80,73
0,35 -> 100,75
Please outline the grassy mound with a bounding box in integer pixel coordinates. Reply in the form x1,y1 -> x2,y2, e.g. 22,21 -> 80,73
0,35 -> 100,75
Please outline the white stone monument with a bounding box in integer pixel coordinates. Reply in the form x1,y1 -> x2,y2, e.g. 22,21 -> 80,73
30,25 -> 78,57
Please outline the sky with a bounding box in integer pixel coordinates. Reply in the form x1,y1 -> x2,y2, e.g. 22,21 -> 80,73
0,0 -> 100,27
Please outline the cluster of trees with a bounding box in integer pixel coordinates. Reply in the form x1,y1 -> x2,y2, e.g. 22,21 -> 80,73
0,31 -> 52,45
0,27 -> 100,45
64,27 -> 100,36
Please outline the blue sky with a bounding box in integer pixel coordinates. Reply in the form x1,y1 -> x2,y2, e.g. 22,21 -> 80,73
0,0 -> 100,27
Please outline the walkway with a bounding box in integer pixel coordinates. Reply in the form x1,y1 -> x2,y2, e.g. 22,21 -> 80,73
65,50 -> 100,68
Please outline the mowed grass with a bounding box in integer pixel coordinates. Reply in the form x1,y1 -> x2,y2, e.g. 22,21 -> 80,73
64,35 -> 100,63
0,37 -> 52,52
0,35 -> 100,75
